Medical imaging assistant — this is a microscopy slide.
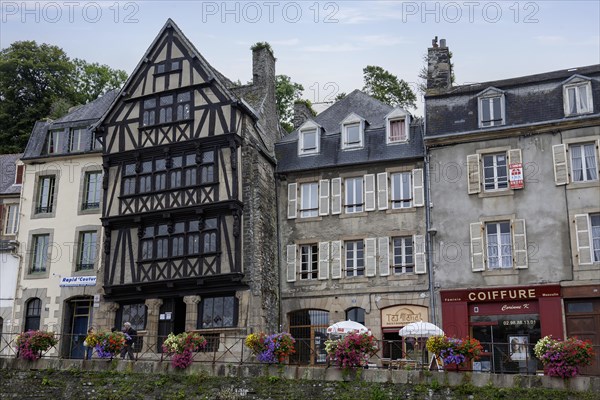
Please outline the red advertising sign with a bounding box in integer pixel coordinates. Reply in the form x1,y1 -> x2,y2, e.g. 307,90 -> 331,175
441,284 -> 561,303
509,162 -> 524,189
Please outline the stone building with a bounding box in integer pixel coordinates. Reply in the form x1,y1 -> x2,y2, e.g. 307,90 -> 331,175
0,153 -> 23,337
95,19 -> 280,356
424,38 -> 600,375
12,91 -> 117,358
275,90 -> 429,365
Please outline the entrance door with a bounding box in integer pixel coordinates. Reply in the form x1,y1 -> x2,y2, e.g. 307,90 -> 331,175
565,299 -> 600,376
157,297 -> 186,352
67,298 -> 92,359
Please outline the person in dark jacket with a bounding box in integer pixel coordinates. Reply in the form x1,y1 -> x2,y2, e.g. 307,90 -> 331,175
120,322 -> 137,360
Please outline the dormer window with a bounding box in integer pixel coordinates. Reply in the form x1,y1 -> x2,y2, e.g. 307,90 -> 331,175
297,120 -> 321,156
385,107 -> 411,144
340,113 -> 365,150
477,88 -> 505,128
46,130 -> 63,154
563,76 -> 593,116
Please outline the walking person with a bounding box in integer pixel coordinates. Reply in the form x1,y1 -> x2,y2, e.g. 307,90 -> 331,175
120,322 -> 137,361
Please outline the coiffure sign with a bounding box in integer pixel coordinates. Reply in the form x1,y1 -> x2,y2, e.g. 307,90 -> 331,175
441,285 -> 560,303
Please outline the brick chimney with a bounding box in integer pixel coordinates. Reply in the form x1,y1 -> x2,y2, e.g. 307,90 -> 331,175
293,101 -> 313,130
427,36 -> 452,93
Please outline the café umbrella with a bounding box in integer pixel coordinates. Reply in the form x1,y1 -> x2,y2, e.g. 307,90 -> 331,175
398,321 -> 444,338
327,320 -> 369,335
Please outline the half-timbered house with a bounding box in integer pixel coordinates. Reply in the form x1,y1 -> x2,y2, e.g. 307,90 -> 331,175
96,20 -> 280,353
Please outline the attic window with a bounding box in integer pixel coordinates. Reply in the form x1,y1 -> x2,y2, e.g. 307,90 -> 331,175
564,81 -> 593,116
478,93 -> 505,128
154,59 -> 183,75
46,130 -> 63,155
299,128 -> 318,155
385,108 -> 411,144
344,123 -> 361,147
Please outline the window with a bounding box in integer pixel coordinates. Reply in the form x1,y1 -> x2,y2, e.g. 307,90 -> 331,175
591,214 -> 600,263
346,307 -> 365,325
91,131 -> 102,151
343,123 -> 362,148
300,183 -> 318,218
299,128 -> 318,155
345,177 -> 363,213
289,309 -> 329,365
199,151 -> 215,184
479,94 -> 504,127
155,59 -> 182,74
300,244 -> 318,280
140,219 -> 217,261
388,119 -> 407,142
570,143 -> 598,182
564,81 -> 593,115
77,231 -> 97,270
198,296 -> 237,329
15,164 -> 24,185
24,298 -> 41,331
486,221 -> 512,269
345,240 -> 364,277
83,171 -> 102,210
69,128 -> 85,152
36,176 -> 55,214
4,204 -> 19,235
202,218 -> 218,254
141,90 -> 192,127
391,172 -> 412,208
30,234 -> 49,273
118,303 -> 147,331
46,130 -> 62,154
483,153 -> 508,191
393,236 -> 413,274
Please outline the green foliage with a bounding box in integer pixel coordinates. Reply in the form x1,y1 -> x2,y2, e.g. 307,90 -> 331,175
362,65 -> 416,109
0,40 -> 127,153
250,42 -> 273,55
334,92 -> 347,102
275,74 -> 307,133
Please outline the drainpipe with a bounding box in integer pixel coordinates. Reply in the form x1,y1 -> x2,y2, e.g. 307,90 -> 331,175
423,113 -> 437,326
275,173 -> 283,332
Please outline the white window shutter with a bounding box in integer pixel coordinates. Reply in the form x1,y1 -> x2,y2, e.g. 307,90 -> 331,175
286,244 -> 297,282
552,144 -> 569,185
330,241 -> 342,279
318,241 -> 330,280
412,168 -> 424,207
319,179 -> 330,216
512,219 -> 528,269
378,237 -> 390,276
365,238 -> 377,277
574,214 -> 592,265
331,178 -> 342,215
414,234 -> 426,274
470,222 -> 485,272
507,148 -> 522,164
467,154 -> 481,194
287,183 -> 297,219
377,172 -> 388,210
364,174 -> 376,211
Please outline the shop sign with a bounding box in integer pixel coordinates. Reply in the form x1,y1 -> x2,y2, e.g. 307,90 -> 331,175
381,305 -> 428,328
509,163 -> 524,189
441,284 -> 560,303
470,301 -> 539,315
59,276 -> 96,287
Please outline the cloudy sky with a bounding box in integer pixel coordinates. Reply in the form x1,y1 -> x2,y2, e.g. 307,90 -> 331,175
2,1 -> 599,115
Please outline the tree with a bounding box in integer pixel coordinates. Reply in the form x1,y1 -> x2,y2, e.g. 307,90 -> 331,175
0,41 -> 74,153
362,65 -> 416,109
0,40 -> 128,154
275,74 -> 305,133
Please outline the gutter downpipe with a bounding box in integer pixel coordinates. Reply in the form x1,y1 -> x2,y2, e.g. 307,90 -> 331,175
423,102 -> 437,326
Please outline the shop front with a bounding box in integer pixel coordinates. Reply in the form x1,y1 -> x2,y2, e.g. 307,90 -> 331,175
440,284 -> 562,374
380,305 -> 429,365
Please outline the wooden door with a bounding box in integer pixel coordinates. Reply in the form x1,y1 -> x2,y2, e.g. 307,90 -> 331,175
565,299 -> 600,376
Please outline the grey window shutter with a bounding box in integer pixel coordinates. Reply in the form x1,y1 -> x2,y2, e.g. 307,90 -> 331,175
412,168 -> 424,207
318,241 -> 330,280
512,219 -> 528,269
470,222 -> 485,272
364,174 -> 376,211
414,234 -> 426,274
365,238 -> 377,276
467,154 -> 481,194
552,144 -> 569,185
319,179 -> 330,216
287,183 -> 297,219
286,244 -> 297,282
574,214 -> 592,265
330,241 -> 342,279
378,237 -> 390,276
377,172 -> 388,210
331,178 -> 342,215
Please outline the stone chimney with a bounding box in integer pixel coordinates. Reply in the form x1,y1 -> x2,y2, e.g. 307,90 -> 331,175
293,101 -> 313,130
427,36 -> 452,93
251,43 -> 279,148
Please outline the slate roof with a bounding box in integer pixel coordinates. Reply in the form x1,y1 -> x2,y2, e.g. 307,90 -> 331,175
275,90 -> 424,173
0,153 -> 23,196
425,64 -> 600,138
22,90 -> 119,160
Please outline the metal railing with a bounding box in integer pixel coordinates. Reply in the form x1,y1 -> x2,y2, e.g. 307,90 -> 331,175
1,333 -> 597,375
